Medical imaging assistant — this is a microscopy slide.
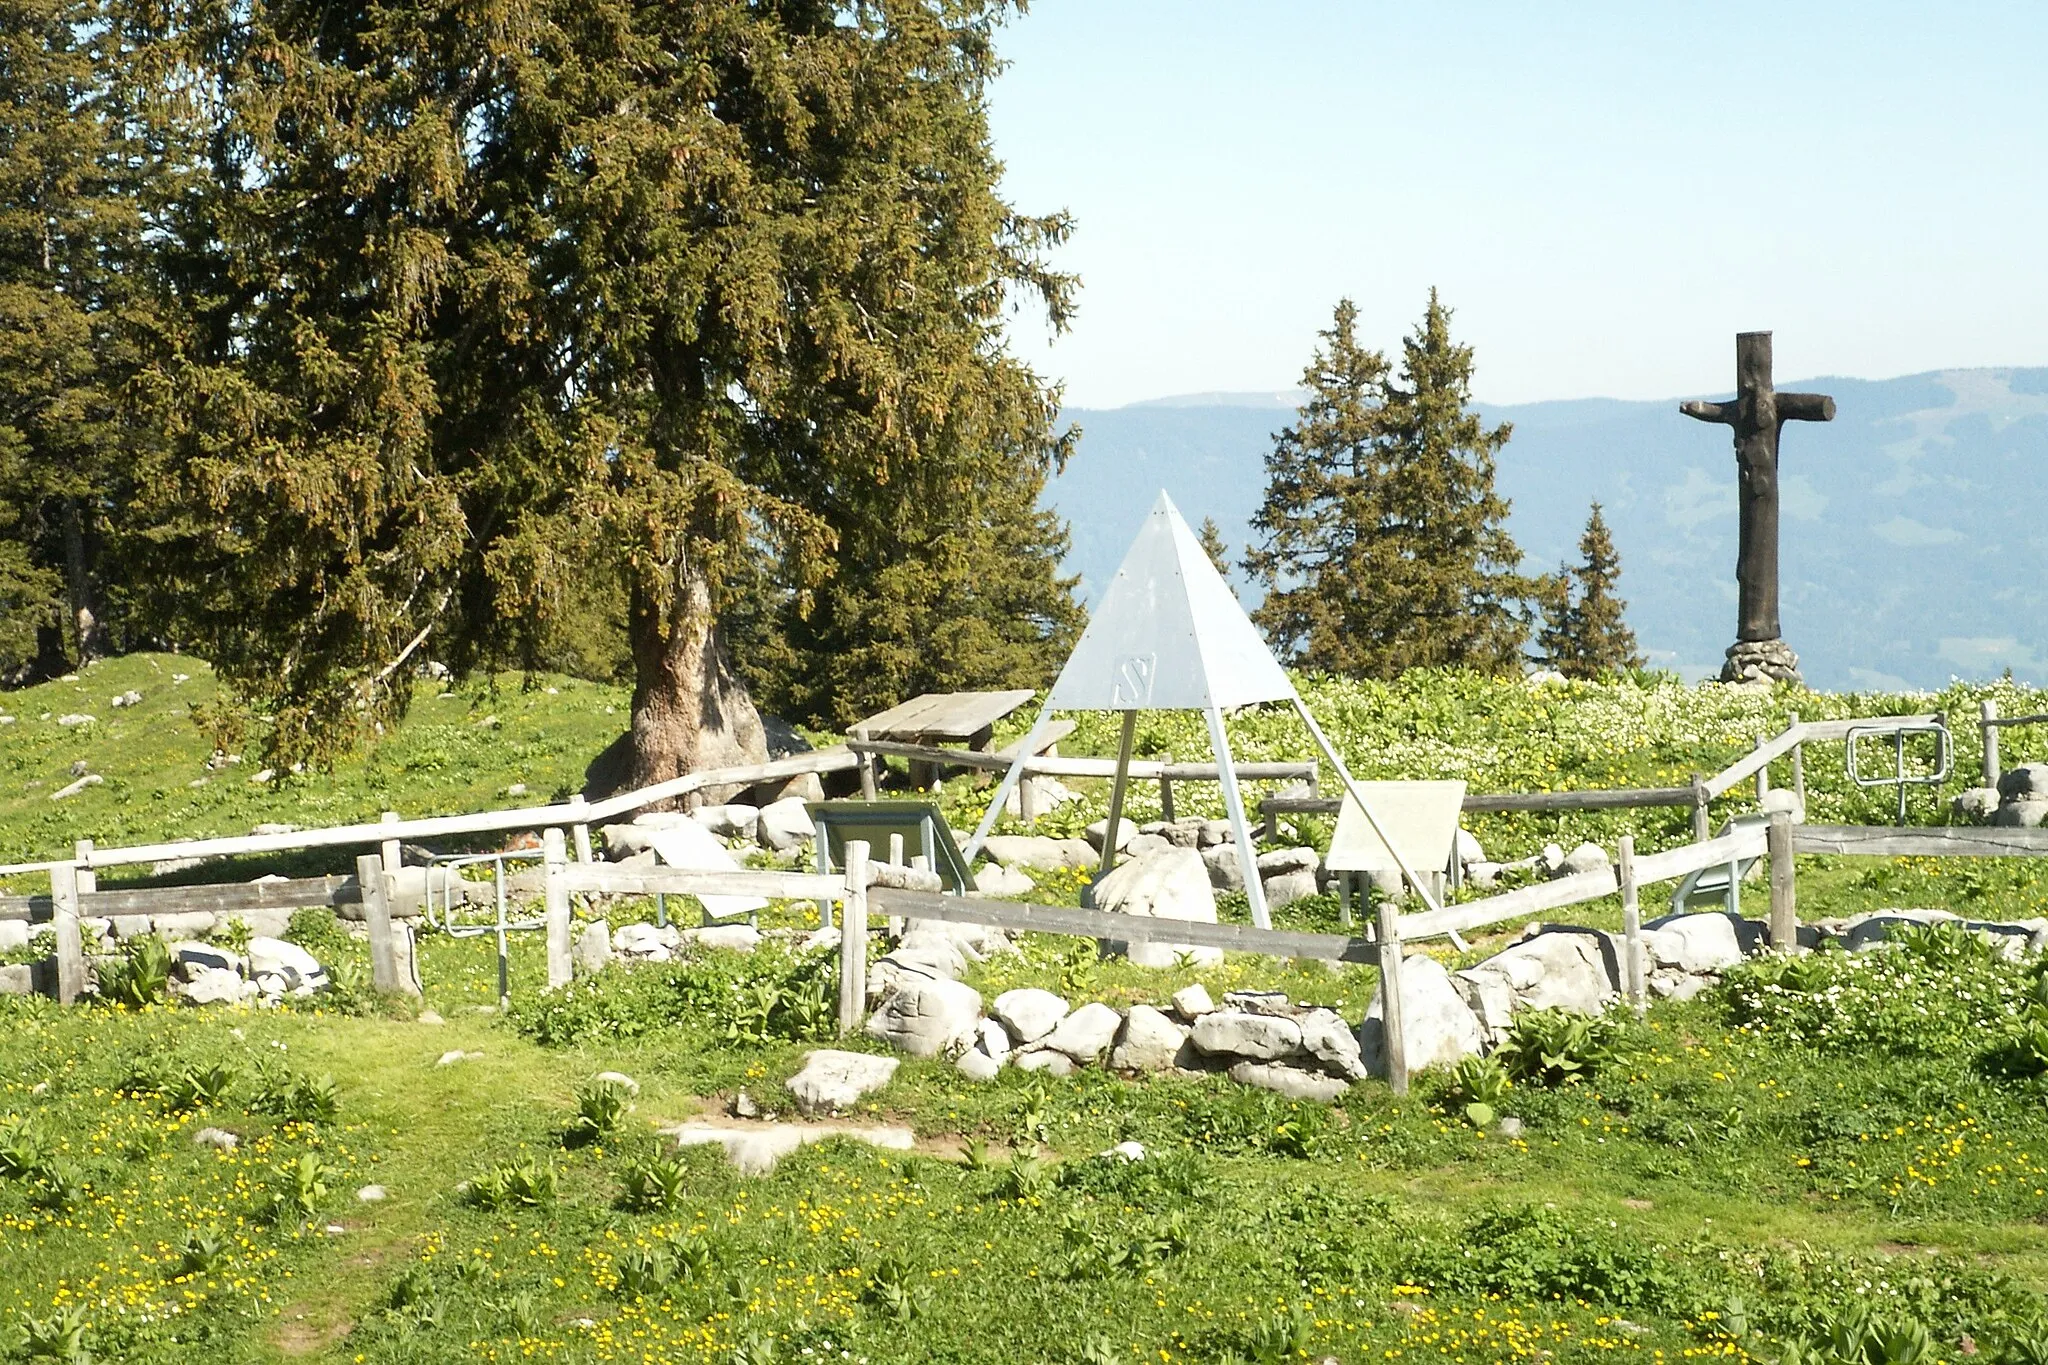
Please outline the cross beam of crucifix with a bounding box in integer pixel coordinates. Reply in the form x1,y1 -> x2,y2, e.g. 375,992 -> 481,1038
1680,331 -> 1835,645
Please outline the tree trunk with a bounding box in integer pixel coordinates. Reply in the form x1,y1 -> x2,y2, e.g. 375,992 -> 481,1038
624,552 -> 768,802
62,498 -> 103,663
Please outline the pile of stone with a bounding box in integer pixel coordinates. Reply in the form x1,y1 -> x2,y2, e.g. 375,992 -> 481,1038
167,937 -> 332,1006
1955,765 -> 2048,828
862,975 -> 1368,1101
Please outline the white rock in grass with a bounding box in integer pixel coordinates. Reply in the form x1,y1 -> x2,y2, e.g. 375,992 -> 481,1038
992,988 -> 1069,1045
1190,1010 -> 1303,1061
973,1017 -> 1012,1063
1012,1048 -> 1076,1077
667,1121 -> 913,1177
193,1127 -> 238,1151
1109,1004 -> 1192,1073
1228,1061 -> 1349,1103
973,864 -> 1035,898
595,1071 -> 640,1096
864,978 -> 981,1058
179,967 -> 250,1006
1262,869 -> 1319,911
247,937 -> 328,993
785,1050 -> 899,1115
1039,1002 -> 1123,1064
756,798 -> 816,852
979,835 -> 1068,871
1083,818 -> 1138,853
955,1047 -> 1001,1083
1088,848 -> 1221,968
1298,1008 -> 1369,1081
1255,847 -> 1318,876
1359,955 -> 1483,1078
1641,912 -> 1744,973
357,1184 -> 388,1203
1170,982 -> 1217,1021
436,1050 -> 473,1067
0,921 -> 26,954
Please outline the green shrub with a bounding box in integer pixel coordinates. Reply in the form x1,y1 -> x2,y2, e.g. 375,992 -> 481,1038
161,1062 -> 239,1113
510,945 -> 837,1048
465,1158 -> 556,1210
249,1066 -> 340,1124
17,1303 -> 92,1364
618,1156 -> 687,1213
1721,933 -> 2032,1057
564,1078 -> 632,1148
94,934 -> 171,1010
1443,1054 -> 1514,1126
267,1152 -> 333,1222
1403,1203 -> 1686,1311
1493,1009 -> 1621,1087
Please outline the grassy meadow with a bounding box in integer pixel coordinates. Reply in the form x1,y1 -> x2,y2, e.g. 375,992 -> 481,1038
5,658 -> 2048,1361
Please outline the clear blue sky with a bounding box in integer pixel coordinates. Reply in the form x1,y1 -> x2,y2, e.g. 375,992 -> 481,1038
984,2 -> 2048,409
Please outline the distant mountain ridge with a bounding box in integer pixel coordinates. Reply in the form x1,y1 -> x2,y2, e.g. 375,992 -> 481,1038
1042,367 -> 2048,690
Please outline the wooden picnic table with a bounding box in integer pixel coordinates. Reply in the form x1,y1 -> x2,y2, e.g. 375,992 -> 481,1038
856,689 -> 1038,752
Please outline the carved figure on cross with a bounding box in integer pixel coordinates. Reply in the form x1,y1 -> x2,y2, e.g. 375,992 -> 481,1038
1681,331 -> 1834,684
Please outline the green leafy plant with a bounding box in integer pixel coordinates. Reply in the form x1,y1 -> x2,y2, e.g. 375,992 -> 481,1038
466,1159 -> 556,1210
1494,1008 -> 1620,1088
618,1156 -> 687,1213
1241,1307 -> 1311,1365
161,1061 -> 240,1113
94,934 -> 171,1010
0,1116 -> 53,1182
861,1255 -> 933,1321
17,1304 -> 93,1364
250,1066 -> 340,1124
212,916 -> 256,957
615,1247 -> 674,1299
176,1228 -> 227,1279
268,1152 -> 333,1222
564,1078 -> 632,1148
1446,1054 -> 1514,1127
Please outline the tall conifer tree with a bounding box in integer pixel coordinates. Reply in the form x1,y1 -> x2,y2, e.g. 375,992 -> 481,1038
1247,292 -> 1533,676
1540,501 -> 1643,678
133,1 -> 1080,776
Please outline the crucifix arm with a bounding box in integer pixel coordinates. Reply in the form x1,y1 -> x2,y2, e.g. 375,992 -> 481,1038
1777,392 -> 1836,423
1679,399 -> 1738,425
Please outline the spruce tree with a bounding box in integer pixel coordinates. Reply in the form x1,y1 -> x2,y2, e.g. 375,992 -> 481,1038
1247,292 -> 1533,676
1196,517 -> 1232,581
132,1 -> 1080,777
0,0 -> 146,677
1542,501 -> 1643,679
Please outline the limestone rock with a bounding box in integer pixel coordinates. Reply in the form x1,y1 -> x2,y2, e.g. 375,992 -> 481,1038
1297,1008 -> 1369,1080
955,1047 -> 1001,1083
1640,912 -> 1744,973
1201,844 -> 1244,892
1954,787 -> 2002,823
993,988 -> 1070,1045
1197,819 -> 1233,848
1454,828 -> 1486,867
357,1184 -> 388,1203
193,1127 -> 238,1151
1170,982 -> 1216,1021
1228,1061 -> 1349,1103
973,1017 -> 1012,1063
1084,818 -> 1139,853
1040,1002 -> 1123,1064
757,798 -> 816,851
980,835 -> 1069,871
1190,1010 -> 1303,1061
1994,799 -> 2048,829
1555,842 -> 1610,878
1263,869 -> 1319,911
246,937 -> 328,994
679,925 -> 762,954
785,1049 -> 900,1115
614,922 -> 681,961
0,920 -> 26,954
1126,832 -> 1175,859
0,965 -> 30,996
1056,838 -> 1100,870
1013,1048 -> 1077,1077
1359,955 -> 1484,1077
668,1121 -> 913,1177
973,864 -> 1036,898
1088,848 -> 1222,968
1999,764 -> 2048,801
691,803 -> 761,841
180,967 -> 251,1006
574,921 -> 612,976
173,942 -> 243,980
595,1071 -> 641,1095
1109,1004 -> 1192,1072
865,978 -> 982,1058
1256,847 -> 1319,876
1457,927 -> 1619,1016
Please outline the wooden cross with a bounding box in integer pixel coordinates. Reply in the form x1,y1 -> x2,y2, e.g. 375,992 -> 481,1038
1680,331 -> 1834,645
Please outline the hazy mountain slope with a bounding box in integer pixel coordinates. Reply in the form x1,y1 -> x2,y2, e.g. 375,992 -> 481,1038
1044,368 -> 2048,689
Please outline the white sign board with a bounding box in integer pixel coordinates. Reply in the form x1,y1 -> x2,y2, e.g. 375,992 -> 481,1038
1325,780 -> 1468,877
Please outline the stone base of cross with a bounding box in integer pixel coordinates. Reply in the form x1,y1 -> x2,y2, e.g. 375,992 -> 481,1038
1723,637 -> 1800,686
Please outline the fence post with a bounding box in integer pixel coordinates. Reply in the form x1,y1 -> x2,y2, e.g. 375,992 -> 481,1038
51,862 -> 84,1005
1789,712 -> 1804,809
1159,775 -> 1175,824
71,840 -> 96,896
1768,811 -> 1797,953
543,827 -> 572,989
357,853 -> 400,993
380,811 -> 402,885
854,728 -> 879,802
1691,775 -> 1711,842
1618,835 -> 1644,1018
839,840 -> 870,1037
1375,900 -> 1408,1097
569,795 -> 593,865
1983,699 -> 2001,786
1753,737 -> 1770,802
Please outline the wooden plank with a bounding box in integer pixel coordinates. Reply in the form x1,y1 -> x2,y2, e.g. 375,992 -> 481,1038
848,737 -> 1315,784
1377,899 -> 1408,1096
867,887 -> 1381,965
1703,723 -> 1803,798
0,896 -> 48,922
52,863 -> 83,1005
1632,827 -> 1769,884
1618,835 -> 1644,1017
1397,865 -> 1620,941
994,718 -> 1075,761
1768,813 -> 1796,950
1267,786 -> 1699,819
1792,824 -> 2048,858
543,829 -> 572,990
1796,714 -> 1942,744
359,854 -> 400,994
81,876 -> 358,918
860,690 -> 1035,741
839,841 -> 871,1036
562,868 -> 848,901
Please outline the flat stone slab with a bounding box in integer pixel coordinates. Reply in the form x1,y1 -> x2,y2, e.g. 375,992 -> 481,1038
665,1121 -> 914,1176
784,1050 -> 900,1115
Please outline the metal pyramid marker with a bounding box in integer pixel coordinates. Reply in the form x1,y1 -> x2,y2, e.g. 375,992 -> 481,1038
960,491 -> 1444,933
1047,492 -> 1297,712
